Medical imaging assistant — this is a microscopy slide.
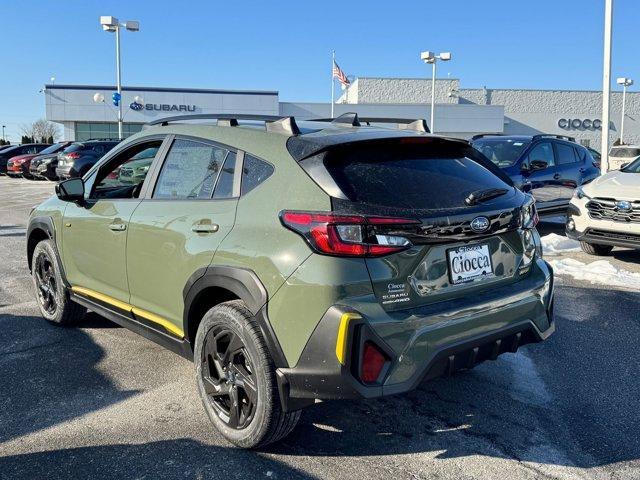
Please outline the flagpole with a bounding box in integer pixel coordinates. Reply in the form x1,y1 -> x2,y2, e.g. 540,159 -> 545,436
331,50 -> 335,118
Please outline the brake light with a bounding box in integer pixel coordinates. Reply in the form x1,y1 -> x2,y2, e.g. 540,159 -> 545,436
280,210 -> 419,257
360,342 -> 386,383
521,201 -> 539,229
66,152 -> 81,159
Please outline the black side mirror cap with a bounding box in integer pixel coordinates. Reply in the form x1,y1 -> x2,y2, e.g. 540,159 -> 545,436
529,160 -> 548,171
55,177 -> 85,202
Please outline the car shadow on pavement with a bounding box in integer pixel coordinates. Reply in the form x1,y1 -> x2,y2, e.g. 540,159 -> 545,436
0,439 -> 318,480
0,313 -> 139,444
266,284 -> 640,470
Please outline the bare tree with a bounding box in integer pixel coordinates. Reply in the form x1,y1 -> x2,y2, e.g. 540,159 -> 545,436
20,119 -> 60,143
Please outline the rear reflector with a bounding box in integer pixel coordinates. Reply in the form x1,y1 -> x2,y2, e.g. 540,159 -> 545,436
360,342 -> 386,383
280,210 -> 419,257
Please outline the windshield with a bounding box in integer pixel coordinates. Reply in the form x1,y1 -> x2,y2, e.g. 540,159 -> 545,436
621,157 -> 640,173
610,147 -> 640,158
472,138 -> 530,168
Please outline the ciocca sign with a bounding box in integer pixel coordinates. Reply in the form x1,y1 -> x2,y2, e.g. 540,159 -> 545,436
557,118 -> 602,130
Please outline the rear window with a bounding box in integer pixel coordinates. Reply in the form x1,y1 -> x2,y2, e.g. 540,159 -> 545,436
610,147 -> 640,158
64,143 -> 86,153
472,138 -> 530,167
322,143 -> 513,211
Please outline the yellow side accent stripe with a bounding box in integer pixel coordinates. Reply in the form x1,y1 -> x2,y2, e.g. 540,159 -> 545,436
71,286 -> 132,312
131,307 -> 184,338
71,286 -> 184,338
335,312 -> 361,365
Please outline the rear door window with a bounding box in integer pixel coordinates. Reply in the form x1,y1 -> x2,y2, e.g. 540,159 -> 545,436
555,143 -> 577,165
320,142 -> 512,210
153,139 -> 230,199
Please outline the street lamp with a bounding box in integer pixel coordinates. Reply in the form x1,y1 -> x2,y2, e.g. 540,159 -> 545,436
99,16 -> 140,139
600,0 -> 613,173
616,77 -> 633,144
2,125 -> 5,142
420,51 -> 452,133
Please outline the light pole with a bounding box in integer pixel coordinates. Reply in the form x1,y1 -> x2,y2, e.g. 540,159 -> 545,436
601,0 -> 614,173
420,51 -> 451,133
99,16 -> 139,139
616,77 -> 633,144
1,125 -> 5,142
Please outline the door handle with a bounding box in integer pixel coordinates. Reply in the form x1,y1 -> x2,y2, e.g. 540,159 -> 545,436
192,222 -> 219,234
109,223 -> 127,232
553,173 -> 561,180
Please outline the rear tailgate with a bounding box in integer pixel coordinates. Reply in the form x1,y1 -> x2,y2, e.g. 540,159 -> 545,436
299,136 -> 533,312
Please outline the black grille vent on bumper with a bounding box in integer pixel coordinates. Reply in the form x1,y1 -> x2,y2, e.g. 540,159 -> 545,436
586,198 -> 640,223
586,229 -> 640,246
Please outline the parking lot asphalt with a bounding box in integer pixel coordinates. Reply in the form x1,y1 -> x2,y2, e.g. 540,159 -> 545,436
0,176 -> 639,480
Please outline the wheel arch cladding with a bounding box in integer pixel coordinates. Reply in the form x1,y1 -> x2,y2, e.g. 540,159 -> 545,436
27,217 -> 56,271
183,265 -> 289,368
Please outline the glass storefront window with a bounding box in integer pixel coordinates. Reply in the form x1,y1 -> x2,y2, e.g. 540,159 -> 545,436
74,123 -> 143,141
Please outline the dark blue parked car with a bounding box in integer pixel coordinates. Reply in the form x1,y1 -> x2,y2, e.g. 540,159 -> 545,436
471,134 -> 600,215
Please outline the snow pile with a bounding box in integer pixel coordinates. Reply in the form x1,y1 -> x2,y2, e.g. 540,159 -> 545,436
540,233 -> 580,255
548,257 -> 640,289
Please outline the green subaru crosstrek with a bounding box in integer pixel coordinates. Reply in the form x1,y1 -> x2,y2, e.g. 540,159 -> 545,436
27,113 -> 554,448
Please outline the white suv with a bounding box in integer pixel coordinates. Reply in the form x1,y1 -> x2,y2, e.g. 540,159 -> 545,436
566,158 -> 640,255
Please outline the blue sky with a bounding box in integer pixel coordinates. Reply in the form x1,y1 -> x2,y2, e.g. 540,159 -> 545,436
1,0 -> 638,142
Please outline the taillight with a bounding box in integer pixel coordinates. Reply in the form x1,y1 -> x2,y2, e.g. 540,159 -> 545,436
66,152 -> 81,160
360,342 -> 386,383
280,210 -> 419,257
521,200 -> 539,229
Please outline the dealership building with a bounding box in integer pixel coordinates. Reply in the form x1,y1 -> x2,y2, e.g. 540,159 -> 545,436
45,78 -> 640,150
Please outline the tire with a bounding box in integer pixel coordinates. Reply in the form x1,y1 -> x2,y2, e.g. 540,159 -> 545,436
194,300 -> 301,448
31,239 -> 86,325
580,241 -> 613,256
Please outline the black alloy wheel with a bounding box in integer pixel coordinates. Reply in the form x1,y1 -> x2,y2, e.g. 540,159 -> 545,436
201,327 -> 258,430
34,251 -> 58,315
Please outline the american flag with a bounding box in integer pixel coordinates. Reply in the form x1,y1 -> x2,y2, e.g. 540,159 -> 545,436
332,60 -> 350,86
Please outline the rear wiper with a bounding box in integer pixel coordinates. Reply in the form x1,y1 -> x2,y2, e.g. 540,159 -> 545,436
465,187 -> 510,206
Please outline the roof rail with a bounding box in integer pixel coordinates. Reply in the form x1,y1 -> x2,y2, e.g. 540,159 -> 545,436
470,133 -> 504,141
146,113 -> 300,135
82,137 -> 123,142
312,113 -> 431,133
531,134 -> 576,142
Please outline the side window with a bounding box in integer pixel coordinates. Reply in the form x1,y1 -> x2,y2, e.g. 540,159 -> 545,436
241,155 -> 274,195
212,152 -> 236,199
153,139 -> 229,200
93,140 -> 162,199
556,143 -> 577,165
527,142 -> 555,168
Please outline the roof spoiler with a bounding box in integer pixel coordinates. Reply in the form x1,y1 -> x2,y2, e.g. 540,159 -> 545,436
146,113 -> 300,135
312,112 -> 430,133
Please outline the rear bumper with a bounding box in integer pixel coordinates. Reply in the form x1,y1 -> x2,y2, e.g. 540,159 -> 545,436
277,259 -> 554,410
55,166 -> 73,179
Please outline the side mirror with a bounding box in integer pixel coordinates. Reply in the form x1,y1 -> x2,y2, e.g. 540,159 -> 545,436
55,177 -> 85,202
621,162 -> 629,169
529,159 -> 549,171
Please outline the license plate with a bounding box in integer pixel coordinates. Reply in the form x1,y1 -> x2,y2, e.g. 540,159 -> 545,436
447,244 -> 494,285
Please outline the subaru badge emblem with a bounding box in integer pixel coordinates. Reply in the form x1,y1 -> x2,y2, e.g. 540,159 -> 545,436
470,216 -> 490,233
616,200 -> 632,212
